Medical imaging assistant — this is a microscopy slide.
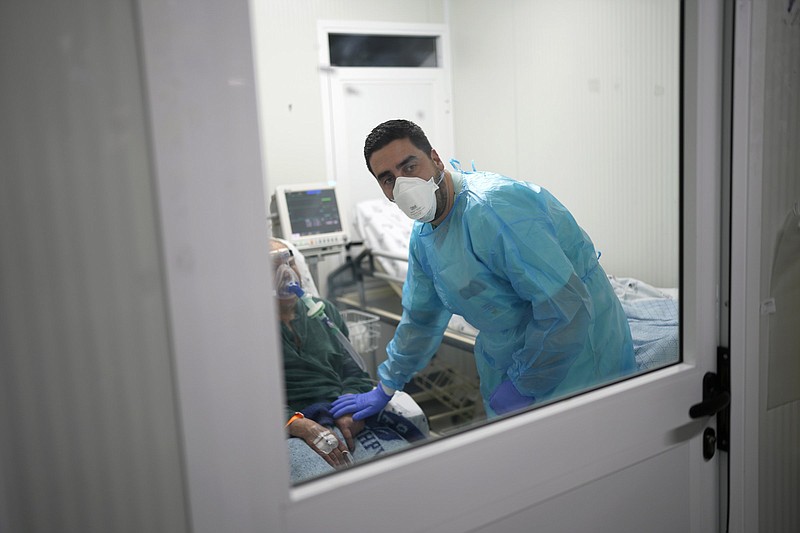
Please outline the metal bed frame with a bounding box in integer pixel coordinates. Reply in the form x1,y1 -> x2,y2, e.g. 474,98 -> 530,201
326,243 -> 485,433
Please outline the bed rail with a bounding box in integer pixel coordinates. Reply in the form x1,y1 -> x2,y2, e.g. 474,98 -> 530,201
326,244 -> 476,351
326,244 -> 485,432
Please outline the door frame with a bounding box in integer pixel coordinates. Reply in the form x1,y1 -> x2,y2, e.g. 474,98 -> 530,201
727,0 -> 763,531
317,20 -> 454,236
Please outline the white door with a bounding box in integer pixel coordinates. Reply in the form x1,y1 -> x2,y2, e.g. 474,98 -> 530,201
318,22 -> 454,238
278,2 -> 726,531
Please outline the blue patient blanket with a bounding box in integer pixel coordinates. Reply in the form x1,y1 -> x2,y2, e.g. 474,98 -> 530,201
621,298 -> 679,371
288,403 -> 425,483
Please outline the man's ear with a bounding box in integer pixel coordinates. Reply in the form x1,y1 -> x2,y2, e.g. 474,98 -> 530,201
430,149 -> 444,171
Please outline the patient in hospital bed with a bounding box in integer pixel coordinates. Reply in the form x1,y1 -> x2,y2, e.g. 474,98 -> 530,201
271,239 -> 426,483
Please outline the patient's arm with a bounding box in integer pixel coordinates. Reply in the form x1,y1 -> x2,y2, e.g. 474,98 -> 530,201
334,414 -> 365,451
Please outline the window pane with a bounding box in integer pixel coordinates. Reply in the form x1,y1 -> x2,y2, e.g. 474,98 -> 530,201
262,0 -> 681,485
328,34 -> 438,67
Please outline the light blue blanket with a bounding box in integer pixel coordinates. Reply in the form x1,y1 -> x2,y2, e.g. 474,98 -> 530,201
621,298 -> 680,371
288,409 -> 425,484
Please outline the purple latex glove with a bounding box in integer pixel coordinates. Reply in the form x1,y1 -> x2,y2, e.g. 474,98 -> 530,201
489,380 -> 536,415
331,386 -> 393,421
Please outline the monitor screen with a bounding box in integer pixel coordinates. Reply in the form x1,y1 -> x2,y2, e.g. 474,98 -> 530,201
271,183 -> 347,251
284,188 -> 342,237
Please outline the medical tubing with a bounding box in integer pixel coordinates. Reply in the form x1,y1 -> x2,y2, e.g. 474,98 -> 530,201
287,282 -> 368,372
287,282 -> 324,318
327,320 -> 369,373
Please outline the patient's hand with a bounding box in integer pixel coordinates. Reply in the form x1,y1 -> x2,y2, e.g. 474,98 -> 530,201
288,418 -> 349,468
334,414 -> 365,451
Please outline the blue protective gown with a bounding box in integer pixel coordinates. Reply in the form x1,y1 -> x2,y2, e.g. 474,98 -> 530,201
378,170 -> 635,416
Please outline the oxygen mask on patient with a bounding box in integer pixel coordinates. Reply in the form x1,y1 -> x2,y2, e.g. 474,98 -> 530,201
272,250 -> 325,316
271,247 -> 368,372
273,261 -> 299,298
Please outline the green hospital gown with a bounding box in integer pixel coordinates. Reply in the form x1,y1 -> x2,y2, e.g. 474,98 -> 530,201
281,297 -> 373,420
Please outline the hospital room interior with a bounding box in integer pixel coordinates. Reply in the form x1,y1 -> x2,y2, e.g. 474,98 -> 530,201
2,0 -> 800,531
264,1 -> 680,451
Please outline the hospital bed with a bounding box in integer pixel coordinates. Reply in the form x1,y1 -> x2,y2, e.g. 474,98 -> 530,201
327,199 -> 680,385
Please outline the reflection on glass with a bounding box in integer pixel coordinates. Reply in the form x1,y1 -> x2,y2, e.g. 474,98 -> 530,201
268,0 -> 680,484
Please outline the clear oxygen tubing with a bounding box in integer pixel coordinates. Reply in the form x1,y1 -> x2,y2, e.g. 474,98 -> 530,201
286,282 -> 369,372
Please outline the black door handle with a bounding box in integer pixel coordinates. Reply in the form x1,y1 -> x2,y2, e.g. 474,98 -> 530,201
689,372 -> 731,419
689,390 -> 730,418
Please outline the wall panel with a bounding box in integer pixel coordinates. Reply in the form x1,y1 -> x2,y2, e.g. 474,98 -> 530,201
0,1 -> 187,531
758,1 -> 800,531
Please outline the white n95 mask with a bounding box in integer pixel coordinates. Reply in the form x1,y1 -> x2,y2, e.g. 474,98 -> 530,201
392,171 -> 444,223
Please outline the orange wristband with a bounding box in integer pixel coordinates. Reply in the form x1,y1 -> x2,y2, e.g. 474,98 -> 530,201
285,412 -> 304,428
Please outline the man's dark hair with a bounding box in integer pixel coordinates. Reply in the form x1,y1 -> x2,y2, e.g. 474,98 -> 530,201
363,119 -> 434,175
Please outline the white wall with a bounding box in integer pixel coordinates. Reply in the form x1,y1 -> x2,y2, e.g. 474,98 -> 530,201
0,0 -> 282,532
254,0 -> 679,288
753,1 -> 800,531
251,0 -> 446,202
449,0 -> 680,287
730,1 -> 800,531
0,1 -> 188,531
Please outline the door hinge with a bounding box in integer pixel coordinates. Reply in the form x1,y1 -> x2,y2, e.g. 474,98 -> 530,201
688,346 -> 731,459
